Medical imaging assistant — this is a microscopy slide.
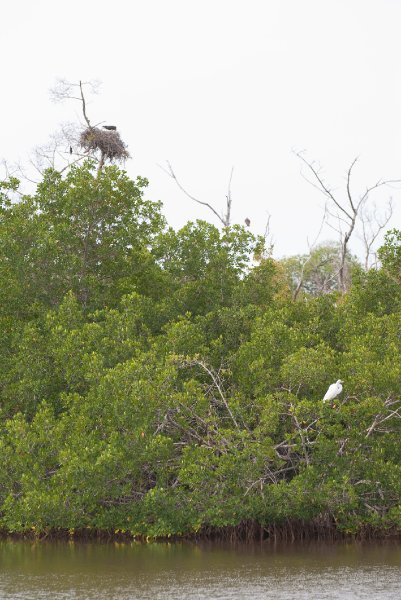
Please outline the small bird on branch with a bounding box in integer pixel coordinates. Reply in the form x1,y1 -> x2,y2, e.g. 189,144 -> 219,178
245,218 -> 251,227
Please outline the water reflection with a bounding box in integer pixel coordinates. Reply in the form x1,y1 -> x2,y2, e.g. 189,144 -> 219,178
0,539 -> 400,599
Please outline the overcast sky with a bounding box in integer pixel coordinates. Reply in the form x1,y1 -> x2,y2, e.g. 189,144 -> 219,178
1,0 -> 401,258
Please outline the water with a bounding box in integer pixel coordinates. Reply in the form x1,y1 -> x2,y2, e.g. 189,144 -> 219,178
0,539 -> 400,599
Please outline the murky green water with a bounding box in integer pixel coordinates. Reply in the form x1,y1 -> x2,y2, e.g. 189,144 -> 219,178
0,539 -> 400,599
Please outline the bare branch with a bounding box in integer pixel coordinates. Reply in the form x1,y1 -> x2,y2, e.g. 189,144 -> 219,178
360,197 -> 393,269
224,166 -> 234,227
263,212 -> 272,240
259,212 -> 274,257
50,78 -> 101,104
176,357 -> 239,429
295,150 -> 400,292
365,397 -> 401,438
79,80 -> 91,128
346,157 -> 359,213
295,150 -> 353,220
160,161 -> 231,227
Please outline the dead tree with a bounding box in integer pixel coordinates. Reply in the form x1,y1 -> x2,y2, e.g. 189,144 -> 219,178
160,161 -> 234,227
295,151 -> 400,292
49,79 -> 129,177
359,197 -> 393,270
262,212 -> 274,257
9,80 -> 102,183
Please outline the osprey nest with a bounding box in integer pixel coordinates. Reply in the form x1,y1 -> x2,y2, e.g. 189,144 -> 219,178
79,127 -> 130,162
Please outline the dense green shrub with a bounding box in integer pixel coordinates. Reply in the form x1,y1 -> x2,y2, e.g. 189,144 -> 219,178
0,163 -> 400,538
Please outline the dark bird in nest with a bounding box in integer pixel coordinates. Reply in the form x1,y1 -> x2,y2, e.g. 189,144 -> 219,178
245,218 -> 251,227
102,125 -> 117,131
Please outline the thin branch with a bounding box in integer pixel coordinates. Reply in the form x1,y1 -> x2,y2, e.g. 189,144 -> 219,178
159,161 -> 232,227
263,212 -> 272,240
325,207 -> 350,228
295,150 -> 353,220
79,80 -> 91,128
346,157 -> 359,214
365,397 -> 401,438
58,155 -> 88,174
295,150 -> 400,292
360,197 -> 393,269
177,357 -> 239,429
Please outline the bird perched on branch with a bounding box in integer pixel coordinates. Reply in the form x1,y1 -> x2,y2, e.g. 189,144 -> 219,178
323,380 -> 343,402
102,125 -> 117,131
245,218 -> 251,227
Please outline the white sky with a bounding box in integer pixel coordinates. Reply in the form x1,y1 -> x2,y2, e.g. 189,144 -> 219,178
1,0 -> 401,258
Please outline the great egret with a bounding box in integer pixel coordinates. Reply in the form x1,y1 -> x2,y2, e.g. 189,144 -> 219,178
323,379 -> 343,402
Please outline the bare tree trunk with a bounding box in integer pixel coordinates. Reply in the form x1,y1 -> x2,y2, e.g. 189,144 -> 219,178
79,80 -> 92,128
97,150 -> 106,178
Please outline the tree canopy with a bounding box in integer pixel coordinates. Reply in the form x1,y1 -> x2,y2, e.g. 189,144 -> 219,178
0,162 -> 400,539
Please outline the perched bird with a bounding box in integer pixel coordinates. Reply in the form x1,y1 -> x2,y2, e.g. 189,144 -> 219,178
102,125 -> 117,131
245,218 -> 251,227
323,379 -> 343,402
69,146 -> 73,154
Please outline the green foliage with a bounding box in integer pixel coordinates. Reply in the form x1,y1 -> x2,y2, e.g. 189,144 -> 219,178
280,241 -> 358,297
0,165 -> 400,538
153,221 -> 261,317
378,229 -> 401,278
0,162 -> 165,315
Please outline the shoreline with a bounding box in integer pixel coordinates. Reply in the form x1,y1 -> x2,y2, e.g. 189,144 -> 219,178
1,520 -> 400,544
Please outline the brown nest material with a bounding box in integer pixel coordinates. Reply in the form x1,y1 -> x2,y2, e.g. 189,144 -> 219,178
79,127 -> 130,162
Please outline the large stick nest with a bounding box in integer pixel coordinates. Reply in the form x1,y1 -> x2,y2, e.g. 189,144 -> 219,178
79,127 -> 130,162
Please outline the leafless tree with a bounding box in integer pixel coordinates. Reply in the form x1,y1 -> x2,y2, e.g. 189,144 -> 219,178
359,197 -> 393,270
36,79 -> 103,174
160,161 -> 234,227
295,151 -> 400,292
9,79 -> 128,184
2,81 -> 98,186
50,78 -> 101,126
262,212 -> 274,256
51,79 -> 130,177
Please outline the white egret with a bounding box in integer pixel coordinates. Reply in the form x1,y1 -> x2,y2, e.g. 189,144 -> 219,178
323,380 -> 343,402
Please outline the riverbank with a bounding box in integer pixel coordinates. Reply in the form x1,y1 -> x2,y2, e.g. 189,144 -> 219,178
1,518 -> 400,543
